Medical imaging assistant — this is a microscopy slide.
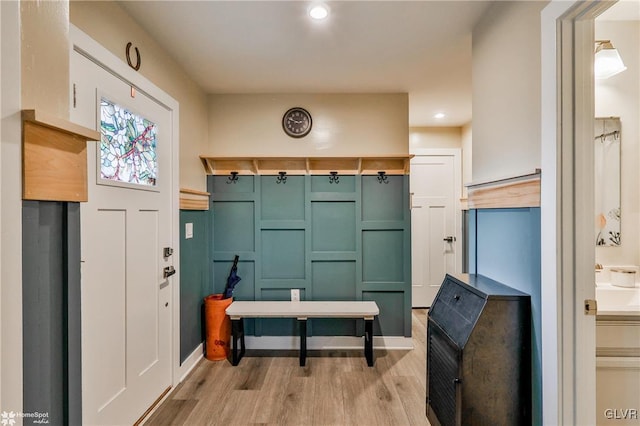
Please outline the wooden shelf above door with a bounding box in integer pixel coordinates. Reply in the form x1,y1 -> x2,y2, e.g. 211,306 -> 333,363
22,110 -> 100,202
199,155 -> 412,176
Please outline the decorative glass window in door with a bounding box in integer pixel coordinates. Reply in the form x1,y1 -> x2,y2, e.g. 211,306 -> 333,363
99,98 -> 158,187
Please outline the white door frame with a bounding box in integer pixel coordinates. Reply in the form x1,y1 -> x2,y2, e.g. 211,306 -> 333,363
541,1 -> 614,424
409,147 -> 462,272
70,26 -> 189,388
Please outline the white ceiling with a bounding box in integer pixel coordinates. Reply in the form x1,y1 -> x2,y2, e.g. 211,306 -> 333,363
598,0 -> 640,21
119,1 -> 492,127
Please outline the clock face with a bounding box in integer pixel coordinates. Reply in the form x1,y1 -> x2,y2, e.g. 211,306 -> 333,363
282,107 -> 312,138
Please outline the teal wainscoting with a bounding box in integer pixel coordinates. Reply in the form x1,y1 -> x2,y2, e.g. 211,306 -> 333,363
180,210 -> 212,363
208,174 -> 412,338
469,208 -> 542,425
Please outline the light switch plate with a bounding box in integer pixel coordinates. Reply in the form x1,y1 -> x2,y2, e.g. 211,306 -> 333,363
185,223 -> 193,239
291,289 -> 300,302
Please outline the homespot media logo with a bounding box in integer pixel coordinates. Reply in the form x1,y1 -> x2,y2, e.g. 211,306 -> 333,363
1,411 -> 50,425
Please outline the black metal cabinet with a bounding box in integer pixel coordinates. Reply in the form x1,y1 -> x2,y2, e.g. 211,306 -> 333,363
426,273 -> 531,426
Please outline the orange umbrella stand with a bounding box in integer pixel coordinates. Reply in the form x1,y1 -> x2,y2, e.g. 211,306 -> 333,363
204,294 -> 233,361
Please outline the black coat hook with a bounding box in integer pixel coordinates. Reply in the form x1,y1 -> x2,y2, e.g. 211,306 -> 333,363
377,171 -> 389,184
277,171 -> 287,184
227,171 -> 239,184
329,171 -> 339,184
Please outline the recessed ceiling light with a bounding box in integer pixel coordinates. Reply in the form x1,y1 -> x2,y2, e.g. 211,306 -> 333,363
309,4 -> 329,20
434,113 -> 446,119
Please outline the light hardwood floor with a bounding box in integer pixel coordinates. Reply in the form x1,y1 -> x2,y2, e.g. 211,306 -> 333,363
145,309 -> 430,426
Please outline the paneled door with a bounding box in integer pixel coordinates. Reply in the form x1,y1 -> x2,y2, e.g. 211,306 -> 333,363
410,152 -> 460,308
71,48 -> 173,425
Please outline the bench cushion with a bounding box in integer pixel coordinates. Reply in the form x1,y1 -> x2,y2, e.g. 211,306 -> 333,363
225,300 -> 379,320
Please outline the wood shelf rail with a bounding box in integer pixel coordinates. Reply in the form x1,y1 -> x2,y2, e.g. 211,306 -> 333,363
22,109 -> 100,202
180,187 -> 211,211
466,169 -> 541,209
199,155 -> 413,176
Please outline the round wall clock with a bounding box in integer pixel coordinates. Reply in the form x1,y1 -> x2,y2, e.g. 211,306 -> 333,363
282,107 -> 312,138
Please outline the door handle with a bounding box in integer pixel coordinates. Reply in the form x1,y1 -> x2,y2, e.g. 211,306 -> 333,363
163,266 -> 176,279
443,236 -> 456,243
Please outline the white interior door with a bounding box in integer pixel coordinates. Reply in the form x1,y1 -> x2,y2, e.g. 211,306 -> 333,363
71,50 -> 173,425
410,153 -> 460,308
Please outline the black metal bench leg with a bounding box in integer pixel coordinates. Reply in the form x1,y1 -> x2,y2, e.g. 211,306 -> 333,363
231,318 -> 245,366
299,319 -> 307,367
239,319 -> 246,359
364,319 -> 374,367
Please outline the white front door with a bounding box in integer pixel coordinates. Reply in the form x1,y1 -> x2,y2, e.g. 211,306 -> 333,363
410,153 -> 460,308
71,49 -> 173,425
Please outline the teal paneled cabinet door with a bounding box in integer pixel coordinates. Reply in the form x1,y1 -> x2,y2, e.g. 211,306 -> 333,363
208,174 -> 411,338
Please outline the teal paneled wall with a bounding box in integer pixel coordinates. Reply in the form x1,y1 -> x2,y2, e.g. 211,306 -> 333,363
208,174 -> 412,337
471,208 -> 541,425
262,230 -> 306,279
179,210 -> 212,363
312,261 -> 358,335
362,230 -> 404,282
311,202 -> 356,252
213,202 -> 255,252
261,176 -> 305,220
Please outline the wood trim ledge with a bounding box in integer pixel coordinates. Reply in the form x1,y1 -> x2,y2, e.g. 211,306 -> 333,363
179,187 -> 210,210
467,170 -> 541,209
22,110 -> 100,202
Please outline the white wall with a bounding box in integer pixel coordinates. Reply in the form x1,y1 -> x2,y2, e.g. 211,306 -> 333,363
409,127 -> 461,150
207,94 -> 408,156
21,0 -> 69,118
595,20 -> 640,269
471,1 -> 547,183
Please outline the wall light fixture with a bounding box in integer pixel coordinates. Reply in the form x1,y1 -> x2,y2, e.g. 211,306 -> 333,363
595,40 -> 627,79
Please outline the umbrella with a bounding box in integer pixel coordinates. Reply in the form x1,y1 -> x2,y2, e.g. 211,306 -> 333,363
223,255 -> 241,299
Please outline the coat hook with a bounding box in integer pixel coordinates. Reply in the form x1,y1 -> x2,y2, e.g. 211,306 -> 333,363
329,171 -> 339,184
227,171 -> 239,184
377,171 -> 389,184
277,171 -> 287,184
126,42 -> 141,71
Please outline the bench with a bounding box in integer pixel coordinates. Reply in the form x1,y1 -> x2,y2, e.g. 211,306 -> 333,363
225,301 -> 379,367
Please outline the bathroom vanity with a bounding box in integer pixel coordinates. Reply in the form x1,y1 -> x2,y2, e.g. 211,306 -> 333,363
595,284 -> 640,425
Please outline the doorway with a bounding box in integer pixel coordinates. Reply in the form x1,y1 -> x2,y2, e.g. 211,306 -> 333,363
540,1 -> 628,424
594,4 -> 640,424
410,149 -> 461,308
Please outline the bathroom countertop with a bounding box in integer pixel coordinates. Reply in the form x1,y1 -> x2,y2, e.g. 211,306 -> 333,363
596,283 -> 640,317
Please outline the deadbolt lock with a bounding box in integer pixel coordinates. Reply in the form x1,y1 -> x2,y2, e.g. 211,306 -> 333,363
163,247 -> 174,258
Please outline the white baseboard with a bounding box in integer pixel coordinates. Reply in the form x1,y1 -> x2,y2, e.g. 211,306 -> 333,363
177,343 -> 204,383
243,336 -> 413,350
